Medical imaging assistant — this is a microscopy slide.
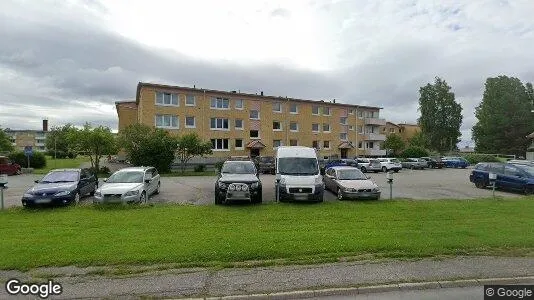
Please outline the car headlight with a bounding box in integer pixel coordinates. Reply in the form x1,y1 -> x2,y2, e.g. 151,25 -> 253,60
124,190 -> 139,197
54,191 -> 71,197
23,193 -> 34,198
241,184 -> 249,191
218,182 -> 227,189
250,182 -> 259,189
372,187 -> 380,192
228,184 -> 236,191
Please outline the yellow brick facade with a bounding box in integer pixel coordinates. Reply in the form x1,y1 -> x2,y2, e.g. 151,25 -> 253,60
384,122 -> 421,143
117,83 -> 388,159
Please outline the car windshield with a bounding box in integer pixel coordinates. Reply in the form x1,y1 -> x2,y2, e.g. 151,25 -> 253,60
221,162 -> 256,174
107,171 -> 144,183
41,171 -> 79,183
278,157 -> 319,175
337,169 -> 366,180
515,165 -> 534,176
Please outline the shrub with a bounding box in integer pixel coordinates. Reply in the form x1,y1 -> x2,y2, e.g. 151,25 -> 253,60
194,164 -> 206,172
400,146 -> 429,158
214,161 -> 224,172
9,151 -> 47,169
462,153 -> 500,164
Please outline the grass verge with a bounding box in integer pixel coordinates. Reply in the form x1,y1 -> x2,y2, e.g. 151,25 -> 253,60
34,156 -> 91,174
1,197 -> 533,270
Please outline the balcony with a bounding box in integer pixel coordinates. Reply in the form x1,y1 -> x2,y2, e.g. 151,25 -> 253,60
364,133 -> 386,141
364,118 -> 386,126
366,149 -> 387,156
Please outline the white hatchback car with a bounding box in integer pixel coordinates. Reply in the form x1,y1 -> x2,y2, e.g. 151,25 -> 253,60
376,158 -> 403,172
93,166 -> 160,204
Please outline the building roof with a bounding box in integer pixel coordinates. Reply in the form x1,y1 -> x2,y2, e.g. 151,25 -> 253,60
115,101 -> 138,110
135,82 -> 383,110
386,122 -> 400,127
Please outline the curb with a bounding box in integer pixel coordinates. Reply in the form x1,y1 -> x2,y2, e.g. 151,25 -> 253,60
184,276 -> 534,299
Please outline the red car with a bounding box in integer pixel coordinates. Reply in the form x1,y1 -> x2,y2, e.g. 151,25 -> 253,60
0,156 -> 21,175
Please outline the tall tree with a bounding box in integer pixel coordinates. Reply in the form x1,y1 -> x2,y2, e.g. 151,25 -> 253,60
45,124 -> 77,157
408,131 -> 429,149
382,134 -> 405,156
0,127 -> 14,153
417,77 -> 463,153
70,124 -> 117,172
175,133 -> 213,173
472,76 -> 534,155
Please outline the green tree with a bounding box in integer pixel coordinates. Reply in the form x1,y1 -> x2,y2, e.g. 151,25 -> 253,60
472,76 -> 534,155
175,133 -> 212,173
70,124 -> 117,173
118,123 -> 178,173
382,134 -> 405,156
0,127 -> 14,153
408,131 -> 428,148
45,124 -> 77,158
400,146 -> 429,158
417,77 -> 463,153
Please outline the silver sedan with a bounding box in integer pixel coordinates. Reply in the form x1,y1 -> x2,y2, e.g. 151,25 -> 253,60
324,166 -> 381,200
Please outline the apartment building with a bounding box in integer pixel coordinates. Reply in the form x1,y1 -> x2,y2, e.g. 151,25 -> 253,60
5,120 -> 49,152
116,82 -> 388,159
384,122 -> 421,143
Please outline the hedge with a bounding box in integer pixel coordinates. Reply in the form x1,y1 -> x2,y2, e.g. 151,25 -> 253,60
462,153 -> 500,164
9,151 -> 47,169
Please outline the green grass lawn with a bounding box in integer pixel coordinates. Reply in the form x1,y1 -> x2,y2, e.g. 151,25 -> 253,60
1,197 -> 534,270
34,156 -> 91,174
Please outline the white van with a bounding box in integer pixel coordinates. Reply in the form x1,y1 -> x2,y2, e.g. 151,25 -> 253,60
275,146 -> 324,202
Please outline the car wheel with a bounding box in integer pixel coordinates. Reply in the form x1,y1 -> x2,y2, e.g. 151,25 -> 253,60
410,165 -> 415,170
382,166 -> 387,172
139,191 -> 147,204
215,194 -> 223,205
361,167 -> 367,173
16,169 -> 22,175
524,186 -> 534,195
254,193 -> 263,204
475,180 -> 485,189
154,182 -> 160,195
90,185 -> 96,196
337,188 -> 343,201
73,192 -> 80,205
394,170 -> 399,173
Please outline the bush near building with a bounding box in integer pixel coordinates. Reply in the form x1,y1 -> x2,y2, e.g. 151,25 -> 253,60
400,146 -> 430,158
9,151 -> 47,169
461,153 -> 500,164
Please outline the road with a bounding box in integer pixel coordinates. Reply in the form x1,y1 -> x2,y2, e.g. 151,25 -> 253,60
0,167 -> 522,208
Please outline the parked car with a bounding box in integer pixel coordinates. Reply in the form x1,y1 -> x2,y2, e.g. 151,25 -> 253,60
442,157 -> 469,168
356,158 -> 371,173
93,166 -> 160,204
341,158 -> 359,167
255,156 -> 275,174
0,156 -> 21,175
366,159 -> 384,173
324,166 -> 380,200
400,158 -> 427,170
215,160 -> 262,204
325,159 -> 348,169
469,162 -> 534,194
21,168 -> 98,207
376,158 -> 402,172
420,157 -> 445,169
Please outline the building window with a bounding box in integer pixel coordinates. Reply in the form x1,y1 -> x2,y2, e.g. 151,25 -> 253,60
312,140 -> 319,149
312,123 -> 319,132
323,123 -> 330,132
358,126 -> 363,133
211,139 -> 229,150
323,141 -> 330,149
210,118 -> 229,130
250,130 -> 260,139
290,122 -> 298,131
358,111 -> 363,118
273,102 -> 282,112
185,116 -> 196,128
290,103 -> 298,114
349,109 -> 354,115
185,95 -> 196,106
273,140 -> 282,148
365,111 -> 373,118
155,115 -> 178,128
210,97 -> 230,109
367,142 -> 375,149
322,107 -> 330,116
389,128 -> 395,133
312,106 -> 319,115
290,139 -> 298,146
340,117 -> 347,125
250,110 -> 260,120
358,142 -> 363,149
273,121 -> 282,131
235,119 -> 243,130
349,125 -> 354,131
235,99 -> 244,109
235,139 -> 243,149
155,92 -> 178,106
340,133 -> 347,140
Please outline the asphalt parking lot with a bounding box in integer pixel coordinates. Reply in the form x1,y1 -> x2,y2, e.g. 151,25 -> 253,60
0,167 -> 523,208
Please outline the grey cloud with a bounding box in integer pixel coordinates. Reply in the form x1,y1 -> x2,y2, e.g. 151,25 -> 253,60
270,8 -> 291,18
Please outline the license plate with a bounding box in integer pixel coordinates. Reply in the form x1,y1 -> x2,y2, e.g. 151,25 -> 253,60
294,194 -> 308,200
34,198 -> 51,204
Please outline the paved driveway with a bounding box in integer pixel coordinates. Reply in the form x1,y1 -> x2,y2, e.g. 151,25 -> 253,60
1,167 -> 522,208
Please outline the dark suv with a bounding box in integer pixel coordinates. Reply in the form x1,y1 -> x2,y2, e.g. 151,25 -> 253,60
215,160 -> 262,204
469,162 -> 534,194
420,157 -> 445,169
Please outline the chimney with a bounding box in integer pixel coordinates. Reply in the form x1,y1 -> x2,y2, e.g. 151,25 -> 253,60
231,90 -> 237,93
333,99 -> 336,103
260,91 -> 264,96
42,119 -> 49,132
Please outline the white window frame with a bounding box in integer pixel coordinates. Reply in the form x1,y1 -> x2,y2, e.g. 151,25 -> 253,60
323,123 -> 331,132
235,139 -> 244,150
250,130 -> 260,139
322,107 -> 331,116
155,92 -> 179,106
210,118 -> 230,130
155,114 -> 179,129
340,133 -> 348,141
340,117 -> 347,125
389,128 -> 395,133
358,126 -> 363,134
312,106 -> 320,115
235,99 -> 244,110
349,125 -> 354,131
185,94 -> 196,106
290,122 -> 299,132
273,121 -> 282,131
290,103 -> 298,114
312,123 -> 320,132
185,116 -> 196,128
235,119 -> 244,130
210,97 -> 230,110
349,109 -> 354,115
323,140 -> 330,149
211,138 -> 230,151
250,110 -> 260,120
273,102 -> 282,113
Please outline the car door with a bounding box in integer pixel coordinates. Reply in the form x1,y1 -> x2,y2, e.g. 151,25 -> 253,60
78,169 -> 89,195
144,169 -> 154,194
324,168 -> 335,191
502,164 -> 526,191
151,168 -> 160,192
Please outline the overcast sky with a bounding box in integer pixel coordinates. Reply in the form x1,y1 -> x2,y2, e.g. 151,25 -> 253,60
1,0 -> 533,146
